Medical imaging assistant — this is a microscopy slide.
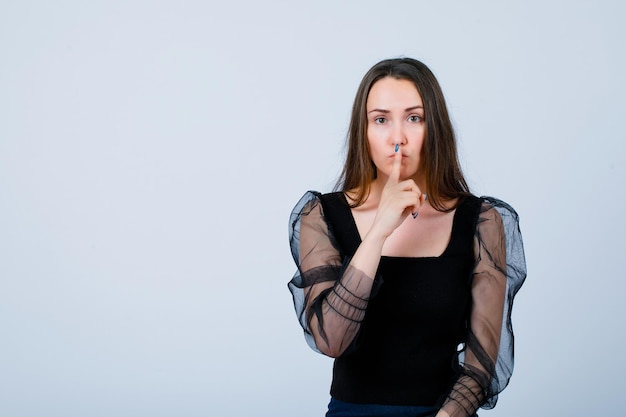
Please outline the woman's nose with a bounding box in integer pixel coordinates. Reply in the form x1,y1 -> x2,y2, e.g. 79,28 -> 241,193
391,124 -> 406,146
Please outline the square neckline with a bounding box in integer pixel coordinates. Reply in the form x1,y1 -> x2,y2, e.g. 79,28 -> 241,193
339,192 -> 463,260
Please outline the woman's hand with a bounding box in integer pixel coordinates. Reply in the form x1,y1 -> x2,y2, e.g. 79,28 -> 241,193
369,150 -> 426,239
348,148 -> 427,282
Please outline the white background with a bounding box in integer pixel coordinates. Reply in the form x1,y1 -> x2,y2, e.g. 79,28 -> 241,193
1,1 -> 624,416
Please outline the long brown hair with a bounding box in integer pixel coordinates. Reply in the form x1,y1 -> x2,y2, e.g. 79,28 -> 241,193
337,57 -> 470,211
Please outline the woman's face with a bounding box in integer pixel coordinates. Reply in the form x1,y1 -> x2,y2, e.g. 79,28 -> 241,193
366,77 -> 426,182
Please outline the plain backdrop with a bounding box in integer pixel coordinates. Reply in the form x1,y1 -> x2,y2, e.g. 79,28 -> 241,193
1,1 -> 625,416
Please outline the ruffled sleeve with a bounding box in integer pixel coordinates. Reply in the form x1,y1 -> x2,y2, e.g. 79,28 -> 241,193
287,191 -> 378,357
441,197 -> 527,417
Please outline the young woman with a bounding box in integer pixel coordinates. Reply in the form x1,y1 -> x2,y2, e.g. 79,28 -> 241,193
288,57 -> 526,417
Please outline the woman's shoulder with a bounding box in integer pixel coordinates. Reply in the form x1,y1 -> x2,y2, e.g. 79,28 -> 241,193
475,195 -> 521,223
457,195 -> 523,239
290,190 -> 322,217
290,190 -> 347,219
292,190 -> 346,209
472,196 -> 525,268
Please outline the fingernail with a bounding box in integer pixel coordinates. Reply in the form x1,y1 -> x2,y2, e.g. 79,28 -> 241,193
395,144 -> 399,152
412,212 -> 418,219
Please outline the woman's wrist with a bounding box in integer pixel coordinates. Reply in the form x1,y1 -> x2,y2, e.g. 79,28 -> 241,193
349,230 -> 386,278
361,228 -> 388,247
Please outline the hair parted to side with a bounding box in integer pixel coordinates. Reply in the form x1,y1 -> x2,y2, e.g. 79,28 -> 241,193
336,57 -> 470,212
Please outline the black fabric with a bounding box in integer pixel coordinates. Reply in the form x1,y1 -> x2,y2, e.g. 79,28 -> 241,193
288,191 -> 527,416
320,193 -> 482,405
318,192 -> 361,256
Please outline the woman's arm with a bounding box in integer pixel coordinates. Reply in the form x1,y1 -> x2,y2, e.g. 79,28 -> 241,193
293,194 -> 379,357
289,152 -> 425,357
290,191 -> 413,357
438,198 -> 526,417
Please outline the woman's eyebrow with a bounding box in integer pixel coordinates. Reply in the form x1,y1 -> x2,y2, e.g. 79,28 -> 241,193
367,105 -> 423,114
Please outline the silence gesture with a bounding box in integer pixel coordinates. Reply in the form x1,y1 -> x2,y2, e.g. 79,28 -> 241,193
370,146 -> 427,240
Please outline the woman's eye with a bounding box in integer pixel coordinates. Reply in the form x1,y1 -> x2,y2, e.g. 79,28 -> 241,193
408,115 -> 422,122
374,117 -> 387,124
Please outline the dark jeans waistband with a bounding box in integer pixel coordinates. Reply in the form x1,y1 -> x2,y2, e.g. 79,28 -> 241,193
326,397 -> 438,417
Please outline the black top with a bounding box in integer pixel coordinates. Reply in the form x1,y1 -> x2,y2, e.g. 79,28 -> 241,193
320,193 -> 481,405
288,191 -> 526,417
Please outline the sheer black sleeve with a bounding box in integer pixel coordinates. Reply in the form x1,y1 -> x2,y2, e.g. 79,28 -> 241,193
441,197 -> 527,417
287,191 -> 378,357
